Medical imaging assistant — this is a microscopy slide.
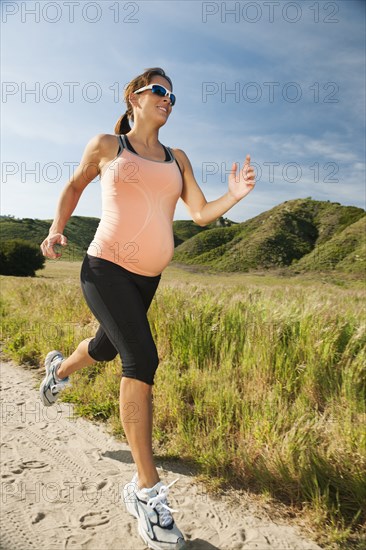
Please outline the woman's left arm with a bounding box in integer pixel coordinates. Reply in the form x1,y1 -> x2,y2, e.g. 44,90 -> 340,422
173,149 -> 256,227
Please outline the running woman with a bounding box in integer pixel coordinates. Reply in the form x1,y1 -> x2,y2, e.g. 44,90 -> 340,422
39,67 -> 256,549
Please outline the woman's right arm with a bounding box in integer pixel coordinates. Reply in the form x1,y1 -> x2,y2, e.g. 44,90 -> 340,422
40,133 -> 107,259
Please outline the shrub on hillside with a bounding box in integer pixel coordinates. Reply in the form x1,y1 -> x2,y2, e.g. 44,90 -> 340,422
0,239 -> 45,276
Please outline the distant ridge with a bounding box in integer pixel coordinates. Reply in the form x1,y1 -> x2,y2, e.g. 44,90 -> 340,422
172,198 -> 365,274
1,198 -> 364,274
0,215 -> 100,262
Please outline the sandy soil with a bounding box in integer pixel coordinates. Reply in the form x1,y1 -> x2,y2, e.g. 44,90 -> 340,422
0,359 -> 322,550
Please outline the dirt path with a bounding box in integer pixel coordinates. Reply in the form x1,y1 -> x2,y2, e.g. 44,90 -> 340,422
0,359 -> 322,550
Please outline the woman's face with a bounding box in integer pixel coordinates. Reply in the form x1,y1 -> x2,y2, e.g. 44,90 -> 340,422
130,75 -> 174,124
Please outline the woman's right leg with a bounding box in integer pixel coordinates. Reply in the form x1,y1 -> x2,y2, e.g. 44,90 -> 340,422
57,337 -> 95,379
57,321 -> 120,379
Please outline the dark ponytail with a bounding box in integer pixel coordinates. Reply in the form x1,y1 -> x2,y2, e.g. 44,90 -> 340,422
114,110 -> 132,135
114,67 -> 173,135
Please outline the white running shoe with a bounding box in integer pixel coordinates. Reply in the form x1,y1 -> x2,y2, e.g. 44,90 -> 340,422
123,472 -> 139,519
39,350 -> 70,407
122,473 -> 186,549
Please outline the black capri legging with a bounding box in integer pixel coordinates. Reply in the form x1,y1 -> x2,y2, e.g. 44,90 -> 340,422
80,253 -> 162,386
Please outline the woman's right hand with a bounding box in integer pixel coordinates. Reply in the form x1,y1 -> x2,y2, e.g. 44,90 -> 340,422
38,134 -> 104,261
40,233 -> 68,259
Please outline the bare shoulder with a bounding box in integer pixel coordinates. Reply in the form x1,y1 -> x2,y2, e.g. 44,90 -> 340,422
77,134 -> 120,179
96,133 -> 120,153
89,133 -> 120,164
170,148 -> 192,174
170,147 -> 188,162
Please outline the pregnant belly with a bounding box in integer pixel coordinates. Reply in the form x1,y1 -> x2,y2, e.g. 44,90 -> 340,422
88,221 -> 175,277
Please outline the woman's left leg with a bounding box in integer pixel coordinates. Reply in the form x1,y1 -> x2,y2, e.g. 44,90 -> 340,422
120,376 -> 160,490
79,254 -> 163,489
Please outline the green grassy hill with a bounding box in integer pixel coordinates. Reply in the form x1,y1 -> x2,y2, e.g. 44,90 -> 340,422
0,215 -> 235,261
1,198 -> 364,274
0,215 -> 100,261
172,218 -> 235,246
172,198 -> 365,274
290,215 -> 366,274
0,217 -> 56,243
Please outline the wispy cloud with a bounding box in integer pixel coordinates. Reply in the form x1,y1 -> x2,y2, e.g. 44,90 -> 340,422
2,0 -> 364,221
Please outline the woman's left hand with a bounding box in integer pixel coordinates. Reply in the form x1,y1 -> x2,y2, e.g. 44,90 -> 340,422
228,154 -> 256,201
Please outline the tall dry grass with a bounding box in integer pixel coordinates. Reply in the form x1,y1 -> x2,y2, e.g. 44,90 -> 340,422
1,261 -> 365,548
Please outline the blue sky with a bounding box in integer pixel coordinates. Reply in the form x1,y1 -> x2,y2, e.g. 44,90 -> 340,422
2,0 -> 365,225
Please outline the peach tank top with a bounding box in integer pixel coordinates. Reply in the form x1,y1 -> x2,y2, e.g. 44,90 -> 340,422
86,134 -> 183,277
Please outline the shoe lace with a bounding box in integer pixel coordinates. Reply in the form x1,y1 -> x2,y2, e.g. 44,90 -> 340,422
146,478 -> 180,527
50,359 -> 68,395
